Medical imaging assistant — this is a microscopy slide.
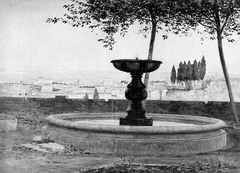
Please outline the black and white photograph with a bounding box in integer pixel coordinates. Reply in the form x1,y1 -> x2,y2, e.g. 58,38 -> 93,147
1,0 -> 240,172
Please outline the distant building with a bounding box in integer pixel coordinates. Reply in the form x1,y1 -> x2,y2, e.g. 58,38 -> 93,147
148,89 -> 167,100
1,83 -> 30,96
149,81 -> 167,87
100,78 -> 114,87
110,87 -> 125,99
0,83 -> 3,91
96,86 -> 106,93
68,92 -> 90,99
99,92 -> 112,101
37,92 -> 55,98
41,85 -> 53,92
35,77 -> 53,85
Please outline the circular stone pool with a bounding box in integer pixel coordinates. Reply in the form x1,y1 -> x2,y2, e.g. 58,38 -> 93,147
45,113 -> 227,156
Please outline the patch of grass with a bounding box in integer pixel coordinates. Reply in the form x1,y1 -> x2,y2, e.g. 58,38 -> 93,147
0,112 -> 16,120
83,164 -> 172,173
173,157 -> 230,173
82,157 -> 232,173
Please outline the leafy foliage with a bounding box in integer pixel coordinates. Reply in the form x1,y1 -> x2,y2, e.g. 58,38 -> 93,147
46,0 -> 192,50
46,0 -> 200,87
176,0 -> 240,42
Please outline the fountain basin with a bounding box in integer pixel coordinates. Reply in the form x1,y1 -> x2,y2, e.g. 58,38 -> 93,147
45,113 -> 226,156
111,59 -> 162,73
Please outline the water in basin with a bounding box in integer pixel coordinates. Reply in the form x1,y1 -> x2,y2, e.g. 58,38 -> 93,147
76,119 -> 197,126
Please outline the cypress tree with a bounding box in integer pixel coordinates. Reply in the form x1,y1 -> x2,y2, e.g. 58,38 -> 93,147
192,59 -> 198,81
197,61 -> 201,81
186,60 -> 193,81
170,65 -> 177,84
84,93 -> 89,100
182,61 -> 187,82
177,62 -> 183,83
93,88 -> 100,100
200,56 -> 206,80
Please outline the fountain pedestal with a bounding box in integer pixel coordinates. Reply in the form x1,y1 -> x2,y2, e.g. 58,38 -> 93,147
120,72 -> 152,126
111,59 -> 162,126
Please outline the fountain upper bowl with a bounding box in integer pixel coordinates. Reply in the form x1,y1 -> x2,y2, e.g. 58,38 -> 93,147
111,59 -> 162,73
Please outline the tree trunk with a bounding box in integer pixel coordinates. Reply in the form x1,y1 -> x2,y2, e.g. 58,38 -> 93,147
217,34 -> 239,126
144,18 -> 157,87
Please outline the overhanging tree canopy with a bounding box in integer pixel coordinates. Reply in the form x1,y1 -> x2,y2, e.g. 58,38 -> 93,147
47,0 -> 188,86
177,0 -> 240,126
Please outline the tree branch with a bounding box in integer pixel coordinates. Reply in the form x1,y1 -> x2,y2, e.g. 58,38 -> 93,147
198,20 -> 217,30
156,13 -> 179,23
220,15 -> 230,34
202,16 -> 217,26
139,17 -> 152,23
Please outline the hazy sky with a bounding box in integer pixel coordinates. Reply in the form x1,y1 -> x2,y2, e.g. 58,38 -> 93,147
1,0 -> 240,80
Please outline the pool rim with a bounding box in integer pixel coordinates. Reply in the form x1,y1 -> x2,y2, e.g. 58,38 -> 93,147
45,113 -> 226,134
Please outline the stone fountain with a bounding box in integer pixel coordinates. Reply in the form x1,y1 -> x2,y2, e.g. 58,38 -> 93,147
45,58 -> 227,156
111,58 -> 162,126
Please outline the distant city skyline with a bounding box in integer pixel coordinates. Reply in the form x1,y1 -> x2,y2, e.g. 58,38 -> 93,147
1,0 -> 240,82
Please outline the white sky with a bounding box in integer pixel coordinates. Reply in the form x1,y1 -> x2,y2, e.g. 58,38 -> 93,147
1,0 -> 240,80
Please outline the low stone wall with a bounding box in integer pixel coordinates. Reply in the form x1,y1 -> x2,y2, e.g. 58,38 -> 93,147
0,97 -> 239,121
